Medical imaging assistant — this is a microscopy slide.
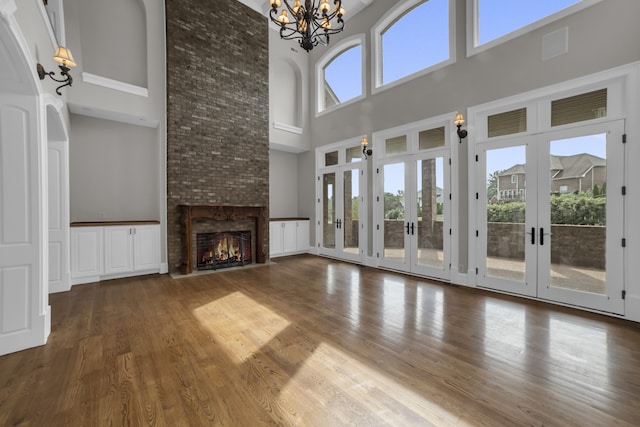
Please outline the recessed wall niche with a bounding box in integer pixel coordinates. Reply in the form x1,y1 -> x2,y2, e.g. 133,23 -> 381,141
78,0 -> 148,88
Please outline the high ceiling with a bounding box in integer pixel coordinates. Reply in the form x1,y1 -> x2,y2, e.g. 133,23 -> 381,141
238,0 -> 376,20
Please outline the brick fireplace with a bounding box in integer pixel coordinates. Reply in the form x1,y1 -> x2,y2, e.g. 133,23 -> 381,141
165,0 -> 269,274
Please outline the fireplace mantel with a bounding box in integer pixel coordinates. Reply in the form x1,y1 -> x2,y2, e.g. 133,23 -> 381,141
179,205 -> 267,274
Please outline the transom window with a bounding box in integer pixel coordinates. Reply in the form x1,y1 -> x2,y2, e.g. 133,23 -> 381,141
374,0 -> 453,90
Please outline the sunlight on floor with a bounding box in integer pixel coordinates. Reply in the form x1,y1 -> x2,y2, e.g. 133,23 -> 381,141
281,342 -> 474,426
192,292 -> 291,364
193,291 -> 472,425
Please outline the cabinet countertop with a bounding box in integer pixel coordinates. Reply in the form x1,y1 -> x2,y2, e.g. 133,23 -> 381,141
71,220 -> 160,227
269,218 -> 309,222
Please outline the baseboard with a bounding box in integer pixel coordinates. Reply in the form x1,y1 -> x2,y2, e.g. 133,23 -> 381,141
71,276 -> 100,286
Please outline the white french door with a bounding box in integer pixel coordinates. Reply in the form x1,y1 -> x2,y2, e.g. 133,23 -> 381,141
319,166 -> 364,263
378,149 -> 451,281
317,143 -> 365,263
476,121 -> 625,314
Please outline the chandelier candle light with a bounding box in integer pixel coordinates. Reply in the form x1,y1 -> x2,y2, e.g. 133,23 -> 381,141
269,0 -> 345,52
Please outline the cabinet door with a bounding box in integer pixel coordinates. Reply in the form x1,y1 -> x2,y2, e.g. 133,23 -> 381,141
270,222 -> 284,256
71,227 -> 103,278
104,226 -> 133,275
133,225 -> 160,271
282,222 -> 298,253
296,221 -> 309,252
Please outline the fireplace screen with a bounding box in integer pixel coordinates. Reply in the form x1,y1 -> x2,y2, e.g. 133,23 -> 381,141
197,231 -> 252,270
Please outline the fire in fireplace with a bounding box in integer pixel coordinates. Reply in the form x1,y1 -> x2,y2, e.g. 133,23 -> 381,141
197,231 -> 252,270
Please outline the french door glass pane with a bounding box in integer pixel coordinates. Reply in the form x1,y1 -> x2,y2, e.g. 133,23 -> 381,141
417,157 -> 444,268
322,173 -> 336,249
383,163 -> 405,261
343,169 -> 359,255
548,134 -> 606,294
486,146 -> 527,281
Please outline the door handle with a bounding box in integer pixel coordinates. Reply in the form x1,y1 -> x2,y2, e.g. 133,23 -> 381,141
405,222 -> 410,235
526,227 -> 535,245
411,222 -> 415,235
540,227 -> 544,246
336,219 -> 341,229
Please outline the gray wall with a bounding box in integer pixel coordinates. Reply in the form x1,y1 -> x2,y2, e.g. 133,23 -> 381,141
292,0 -> 640,267
77,0 -> 147,87
69,114 -> 159,222
269,150 -> 299,218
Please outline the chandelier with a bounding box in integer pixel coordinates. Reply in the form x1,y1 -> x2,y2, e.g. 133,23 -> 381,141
269,0 -> 346,52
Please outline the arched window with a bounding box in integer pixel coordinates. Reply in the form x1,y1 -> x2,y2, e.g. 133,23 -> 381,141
469,0 -> 602,53
316,35 -> 365,115
373,0 -> 453,91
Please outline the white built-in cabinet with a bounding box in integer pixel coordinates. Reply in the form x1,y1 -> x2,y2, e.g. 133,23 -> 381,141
71,222 -> 160,284
270,219 -> 309,258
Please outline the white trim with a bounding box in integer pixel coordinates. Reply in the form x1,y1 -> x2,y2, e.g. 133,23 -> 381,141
68,102 -> 159,128
81,72 -> 149,97
467,0 -> 603,57
273,121 -> 303,135
371,0 -> 456,95
315,34 -> 366,116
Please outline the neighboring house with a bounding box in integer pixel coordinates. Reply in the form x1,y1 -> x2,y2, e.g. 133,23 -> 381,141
497,153 -> 606,201
550,153 -> 606,195
324,81 -> 340,109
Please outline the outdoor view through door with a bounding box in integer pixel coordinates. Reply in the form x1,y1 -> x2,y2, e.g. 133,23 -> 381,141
377,124 -> 451,282
478,121 -> 624,315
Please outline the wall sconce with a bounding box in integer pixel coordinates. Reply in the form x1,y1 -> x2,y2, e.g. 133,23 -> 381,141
37,46 -> 76,96
361,136 -> 372,159
454,113 -> 468,143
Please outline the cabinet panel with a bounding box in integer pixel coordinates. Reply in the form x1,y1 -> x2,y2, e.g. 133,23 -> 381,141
133,225 -> 160,271
104,227 -> 133,275
270,222 -> 284,256
282,222 -> 298,253
71,227 -> 103,278
296,221 -> 309,251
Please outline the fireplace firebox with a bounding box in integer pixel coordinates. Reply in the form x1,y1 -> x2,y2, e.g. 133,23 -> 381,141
197,231 -> 252,270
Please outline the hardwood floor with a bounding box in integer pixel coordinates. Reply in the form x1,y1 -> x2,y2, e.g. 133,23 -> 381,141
1,254 -> 640,426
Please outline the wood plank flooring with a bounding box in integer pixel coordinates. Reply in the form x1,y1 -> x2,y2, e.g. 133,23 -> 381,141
1,254 -> 640,426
